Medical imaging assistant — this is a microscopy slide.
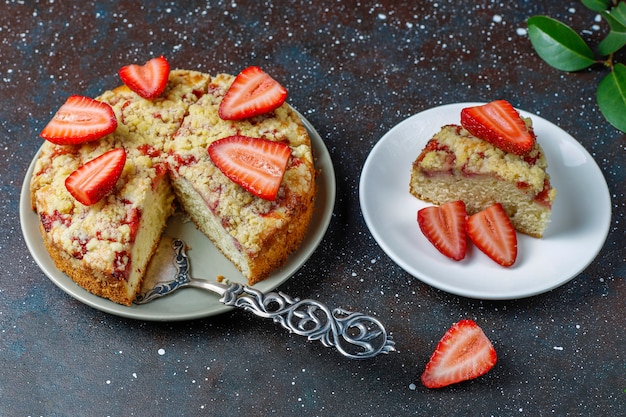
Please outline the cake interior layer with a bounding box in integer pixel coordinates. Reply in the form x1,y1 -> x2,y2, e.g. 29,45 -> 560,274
171,175 -> 316,285
410,173 -> 551,238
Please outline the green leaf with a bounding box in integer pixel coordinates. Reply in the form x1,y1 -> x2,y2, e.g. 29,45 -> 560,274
606,1 -> 626,27
598,3 -> 626,55
582,0 -> 612,12
597,63 -> 626,133
527,16 -> 596,71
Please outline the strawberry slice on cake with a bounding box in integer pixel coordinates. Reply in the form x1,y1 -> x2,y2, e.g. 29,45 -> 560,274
460,99 -> 535,156
65,148 -> 127,206
40,95 -> 117,145
218,65 -> 288,120
208,135 -> 292,201
118,56 -> 171,100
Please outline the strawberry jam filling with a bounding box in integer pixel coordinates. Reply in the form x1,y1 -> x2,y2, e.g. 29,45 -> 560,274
71,236 -> 89,260
534,178 -> 553,208
121,206 -> 141,242
112,251 -> 131,281
417,139 -> 456,176
169,152 -> 197,169
40,210 -> 72,232
138,143 -> 160,157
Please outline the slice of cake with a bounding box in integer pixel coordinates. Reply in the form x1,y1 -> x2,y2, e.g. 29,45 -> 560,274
410,101 -> 556,238
165,73 -> 316,285
30,62 -> 317,306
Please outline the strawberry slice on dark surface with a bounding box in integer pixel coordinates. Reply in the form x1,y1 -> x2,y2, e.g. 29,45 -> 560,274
460,100 -> 535,155
65,148 -> 127,206
467,203 -> 518,267
421,319 -> 497,389
40,95 -> 118,145
218,66 -> 288,120
417,200 -> 468,261
208,135 -> 291,201
118,56 -> 170,100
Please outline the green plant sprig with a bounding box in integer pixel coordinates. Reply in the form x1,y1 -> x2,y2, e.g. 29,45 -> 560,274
527,0 -> 626,133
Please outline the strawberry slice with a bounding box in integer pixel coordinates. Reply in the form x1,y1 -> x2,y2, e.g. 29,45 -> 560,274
40,95 -> 117,145
417,200 -> 468,261
65,148 -> 126,206
460,100 -> 535,155
118,56 -> 170,100
421,319 -> 497,389
208,135 -> 291,201
466,203 -> 517,267
218,66 -> 288,120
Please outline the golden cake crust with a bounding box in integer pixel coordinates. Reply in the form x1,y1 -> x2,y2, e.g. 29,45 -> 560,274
30,69 -> 317,305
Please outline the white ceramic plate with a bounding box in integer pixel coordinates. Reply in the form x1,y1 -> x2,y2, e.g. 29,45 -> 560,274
21,115 -> 336,321
359,103 -> 611,300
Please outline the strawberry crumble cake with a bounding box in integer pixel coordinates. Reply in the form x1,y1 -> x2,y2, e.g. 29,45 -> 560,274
410,101 -> 556,238
30,61 -> 316,306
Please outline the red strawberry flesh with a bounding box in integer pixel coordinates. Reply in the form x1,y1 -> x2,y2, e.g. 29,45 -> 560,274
421,319 -> 497,389
460,100 -> 535,155
417,200 -> 467,261
208,135 -> 291,201
40,95 -> 118,145
65,148 -> 127,206
118,56 -> 170,100
466,203 -> 517,267
218,66 -> 288,120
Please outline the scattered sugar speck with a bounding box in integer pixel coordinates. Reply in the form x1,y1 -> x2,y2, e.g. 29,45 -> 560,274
408,383 -> 416,390
158,348 -> 166,356
516,27 -> 527,36
492,14 -> 502,23
553,346 -> 564,351
378,13 -> 387,20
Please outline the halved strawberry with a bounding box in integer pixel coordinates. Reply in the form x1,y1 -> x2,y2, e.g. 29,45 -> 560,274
65,148 -> 126,206
466,203 -> 517,267
208,135 -> 291,201
460,100 -> 535,155
218,66 -> 288,120
421,319 -> 497,389
40,95 -> 118,145
118,56 -> 170,100
417,200 -> 468,261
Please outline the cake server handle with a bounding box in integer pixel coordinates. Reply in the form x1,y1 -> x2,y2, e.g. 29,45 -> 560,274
136,238 -> 396,360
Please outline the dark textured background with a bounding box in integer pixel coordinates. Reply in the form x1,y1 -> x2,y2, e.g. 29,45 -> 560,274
1,1 -> 624,415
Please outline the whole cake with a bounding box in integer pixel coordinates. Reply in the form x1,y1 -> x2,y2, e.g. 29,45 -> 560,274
30,62 -> 316,306
410,101 -> 556,238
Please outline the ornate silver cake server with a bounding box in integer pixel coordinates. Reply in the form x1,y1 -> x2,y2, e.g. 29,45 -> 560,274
135,237 -> 396,360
